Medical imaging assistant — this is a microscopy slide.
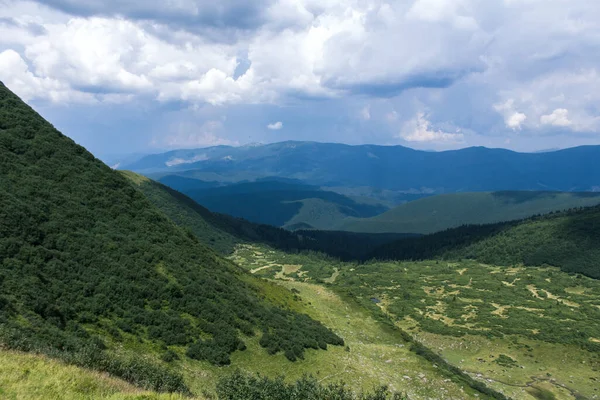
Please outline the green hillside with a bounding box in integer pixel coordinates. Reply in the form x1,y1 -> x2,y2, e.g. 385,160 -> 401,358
121,171 -> 415,260
369,204 -> 600,278
167,180 -> 388,228
0,82 -> 343,393
337,191 -> 600,234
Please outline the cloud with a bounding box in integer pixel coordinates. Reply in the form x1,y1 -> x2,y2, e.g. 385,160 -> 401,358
494,99 -> 527,130
33,0 -> 274,39
399,112 -> 464,143
165,154 -> 209,167
540,108 -> 571,127
0,48 -> 88,102
2,0 -> 600,154
267,121 -> 283,130
155,119 -> 239,149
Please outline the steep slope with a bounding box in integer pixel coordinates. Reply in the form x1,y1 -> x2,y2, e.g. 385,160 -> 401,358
337,191 -> 600,234
0,82 -> 343,393
0,349 -> 191,400
123,141 -> 600,194
167,180 -> 388,228
121,171 -> 415,260
369,204 -> 600,278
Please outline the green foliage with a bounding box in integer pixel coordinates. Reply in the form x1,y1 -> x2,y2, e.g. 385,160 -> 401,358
0,323 -> 189,393
216,370 -> 408,400
124,172 -> 413,260
171,180 -> 388,228
0,82 -> 342,390
334,259 -> 600,352
338,191 -> 600,234
408,342 -> 509,400
369,206 -> 600,278
494,354 -> 518,368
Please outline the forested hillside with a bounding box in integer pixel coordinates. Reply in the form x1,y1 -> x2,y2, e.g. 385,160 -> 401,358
122,171 -> 414,260
170,180 -> 387,228
0,82 -> 343,393
370,205 -> 600,278
337,191 -> 600,234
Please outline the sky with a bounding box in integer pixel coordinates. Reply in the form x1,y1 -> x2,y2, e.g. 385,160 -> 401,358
1,0 -> 600,159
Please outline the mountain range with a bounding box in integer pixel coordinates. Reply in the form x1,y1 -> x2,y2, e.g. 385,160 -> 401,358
121,141 -> 600,197
2,79 -> 600,400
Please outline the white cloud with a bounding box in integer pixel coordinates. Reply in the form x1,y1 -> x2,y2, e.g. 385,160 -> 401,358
399,112 -> 464,143
155,120 -> 239,149
165,154 -> 209,167
494,99 -> 527,130
267,121 -> 283,130
0,48 -> 88,102
540,108 -> 571,127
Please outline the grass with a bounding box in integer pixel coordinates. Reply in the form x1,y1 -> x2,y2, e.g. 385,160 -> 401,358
232,244 -> 600,400
192,280 -> 486,399
0,349 -> 194,400
337,191 -> 600,234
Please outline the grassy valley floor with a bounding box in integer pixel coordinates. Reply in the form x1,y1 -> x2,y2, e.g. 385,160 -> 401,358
231,245 -> 600,400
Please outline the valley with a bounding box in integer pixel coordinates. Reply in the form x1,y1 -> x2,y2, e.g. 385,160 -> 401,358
1,80 -> 599,400
232,244 -> 600,400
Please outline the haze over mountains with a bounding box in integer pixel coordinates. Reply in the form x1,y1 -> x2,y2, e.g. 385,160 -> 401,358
122,142 -> 600,195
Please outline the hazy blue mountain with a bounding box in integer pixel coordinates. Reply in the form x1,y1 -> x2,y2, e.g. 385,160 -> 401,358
122,142 -> 600,195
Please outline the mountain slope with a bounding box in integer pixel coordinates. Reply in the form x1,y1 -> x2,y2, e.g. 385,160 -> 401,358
369,204 -> 600,278
337,191 -> 600,234
168,180 -> 388,228
123,141 -> 600,194
0,82 -> 342,393
121,171 -> 416,260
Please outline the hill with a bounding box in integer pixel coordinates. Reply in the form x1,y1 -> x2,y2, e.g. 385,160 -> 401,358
164,179 -> 388,228
0,81 -> 343,393
122,141 -> 600,198
336,191 -> 600,234
121,171 -> 415,260
368,204 -> 600,278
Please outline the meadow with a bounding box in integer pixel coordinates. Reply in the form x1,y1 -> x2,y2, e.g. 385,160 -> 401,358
232,244 -> 600,400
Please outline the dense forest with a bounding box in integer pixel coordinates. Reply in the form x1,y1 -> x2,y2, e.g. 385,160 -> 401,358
369,206 -> 600,278
0,82 -> 343,392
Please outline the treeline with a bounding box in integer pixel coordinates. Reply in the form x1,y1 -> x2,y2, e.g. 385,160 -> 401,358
368,206 -> 600,279
0,81 -> 342,390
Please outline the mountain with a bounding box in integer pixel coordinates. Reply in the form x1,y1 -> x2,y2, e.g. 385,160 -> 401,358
122,141 -> 600,197
121,171 -> 415,260
0,82 -> 343,393
335,191 -> 600,234
369,204 -> 600,279
165,179 -> 388,229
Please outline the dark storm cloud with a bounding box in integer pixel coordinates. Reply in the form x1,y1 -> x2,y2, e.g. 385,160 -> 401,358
34,0 -> 275,35
0,16 -> 47,35
325,67 -> 484,98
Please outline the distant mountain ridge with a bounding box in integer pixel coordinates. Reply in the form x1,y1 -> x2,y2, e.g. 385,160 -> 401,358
122,141 -> 600,194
